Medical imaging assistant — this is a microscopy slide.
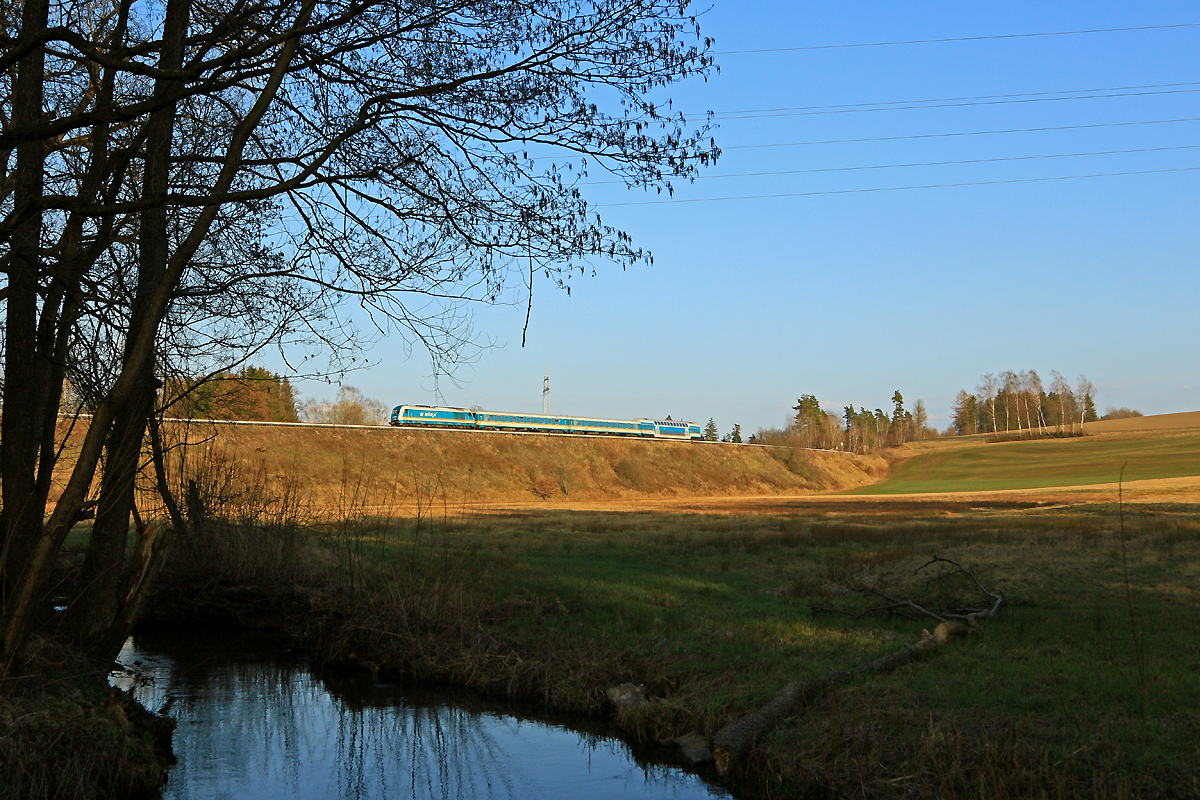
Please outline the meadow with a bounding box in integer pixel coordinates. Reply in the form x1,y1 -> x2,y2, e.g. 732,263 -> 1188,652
130,421 -> 1200,800
26,419 -> 1200,799
852,431 -> 1200,495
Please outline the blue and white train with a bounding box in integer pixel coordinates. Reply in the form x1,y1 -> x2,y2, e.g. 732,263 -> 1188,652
390,404 -> 702,440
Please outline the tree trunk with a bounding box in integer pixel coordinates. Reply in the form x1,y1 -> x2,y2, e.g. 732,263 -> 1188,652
1,0 -> 50,611
68,0 -> 188,658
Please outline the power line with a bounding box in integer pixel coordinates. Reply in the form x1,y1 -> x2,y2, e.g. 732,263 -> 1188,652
582,145 -> 1200,185
594,166 -> 1200,207
520,117 -> 1200,163
722,117 -> 1200,150
708,86 -> 1200,121
702,81 -> 1200,119
714,22 -> 1200,55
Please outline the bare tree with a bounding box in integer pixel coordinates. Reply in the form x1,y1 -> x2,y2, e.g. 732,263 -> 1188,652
301,386 -> 389,426
912,398 -> 928,440
1027,369 -> 1046,431
977,373 -> 998,434
1,0 -> 718,675
1076,375 -> 1097,432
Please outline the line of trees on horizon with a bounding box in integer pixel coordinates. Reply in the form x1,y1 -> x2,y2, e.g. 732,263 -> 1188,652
754,390 -> 936,454
950,370 -> 1098,437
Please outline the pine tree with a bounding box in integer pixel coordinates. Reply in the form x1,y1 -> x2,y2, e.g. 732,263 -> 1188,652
704,418 -> 719,441
891,390 -> 906,445
729,424 -> 742,443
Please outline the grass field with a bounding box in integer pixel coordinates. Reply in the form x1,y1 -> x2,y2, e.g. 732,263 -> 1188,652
75,417 -> 1200,799
469,504 -> 1200,798
138,435 -> 1200,800
848,432 -> 1200,495
178,498 -> 1199,800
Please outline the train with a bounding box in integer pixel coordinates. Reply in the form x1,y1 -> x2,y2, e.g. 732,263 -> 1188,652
390,404 -> 702,440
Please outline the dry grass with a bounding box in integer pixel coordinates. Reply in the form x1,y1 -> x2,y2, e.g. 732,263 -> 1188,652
46,418 -> 886,517
135,439 -> 1200,800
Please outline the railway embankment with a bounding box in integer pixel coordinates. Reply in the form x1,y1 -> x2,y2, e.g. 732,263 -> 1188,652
52,420 -> 889,513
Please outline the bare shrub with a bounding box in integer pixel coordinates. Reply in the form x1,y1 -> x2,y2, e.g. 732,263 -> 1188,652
150,445 -> 320,619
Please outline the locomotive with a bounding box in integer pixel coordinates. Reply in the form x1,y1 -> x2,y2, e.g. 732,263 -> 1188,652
390,404 -> 702,440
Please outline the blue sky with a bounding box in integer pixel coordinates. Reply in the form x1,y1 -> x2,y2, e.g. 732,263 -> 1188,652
297,2 -> 1200,434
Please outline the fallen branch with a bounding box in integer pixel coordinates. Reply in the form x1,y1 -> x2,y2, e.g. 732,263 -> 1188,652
915,556 -> 1003,628
709,557 -> 1002,776
710,620 -> 969,775
853,556 -> 1002,632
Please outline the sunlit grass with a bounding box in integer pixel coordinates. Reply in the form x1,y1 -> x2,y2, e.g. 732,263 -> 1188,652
852,432 -> 1200,493
134,436 -> 1200,799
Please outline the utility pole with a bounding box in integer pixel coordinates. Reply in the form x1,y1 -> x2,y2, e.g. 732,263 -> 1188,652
543,368 -> 550,414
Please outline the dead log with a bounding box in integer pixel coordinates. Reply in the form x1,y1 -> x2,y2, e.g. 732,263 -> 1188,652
710,621 -> 968,776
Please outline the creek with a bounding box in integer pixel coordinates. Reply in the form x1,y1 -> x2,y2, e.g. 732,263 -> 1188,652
112,628 -> 731,800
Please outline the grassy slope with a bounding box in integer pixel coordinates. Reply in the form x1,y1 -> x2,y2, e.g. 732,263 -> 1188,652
58,422 -> 885,512
847,432 -> 1200,494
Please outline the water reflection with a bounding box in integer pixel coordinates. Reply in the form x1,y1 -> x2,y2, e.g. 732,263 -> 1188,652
113,629 -> 729,800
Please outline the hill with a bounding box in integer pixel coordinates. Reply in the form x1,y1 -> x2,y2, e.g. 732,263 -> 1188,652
50,421 -> 886,515
849,426 -> 1200,496
1084,409 -> 1200,434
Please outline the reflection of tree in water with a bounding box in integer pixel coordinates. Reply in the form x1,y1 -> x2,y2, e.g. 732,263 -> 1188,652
331,703 -> 517,800
114,631 -> 724,800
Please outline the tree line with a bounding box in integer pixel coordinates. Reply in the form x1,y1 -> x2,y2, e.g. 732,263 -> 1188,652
154,367 -> 388,426
950,370 -> 1099,436
752,390 -> 935,454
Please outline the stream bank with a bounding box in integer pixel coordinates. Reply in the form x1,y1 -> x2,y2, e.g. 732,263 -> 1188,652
112,626 -> 730,799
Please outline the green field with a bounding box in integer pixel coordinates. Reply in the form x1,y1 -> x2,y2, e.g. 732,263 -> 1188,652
848,432 -> 1200,494
149,500 -> 1200,800
26,426 -> 1200,800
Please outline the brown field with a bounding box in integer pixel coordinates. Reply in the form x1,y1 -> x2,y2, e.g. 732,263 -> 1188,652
463,474 -> 1200,519
1083,408 -> 1200,434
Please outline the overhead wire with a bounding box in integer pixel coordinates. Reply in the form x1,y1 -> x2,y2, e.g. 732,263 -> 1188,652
594,166 -> 1200,207
699,81 -> 1200,119
713,22 -> 1200,55
581,145 -> 1200,186
707,85 -> 1200,121
575,26 -> 1200,204
722,117 -> 1200,151
519,117 -> 1200,164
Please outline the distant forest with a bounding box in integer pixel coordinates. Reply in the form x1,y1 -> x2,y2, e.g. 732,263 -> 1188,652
950,370 -> 1098,437
750,369 -> 1142,455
